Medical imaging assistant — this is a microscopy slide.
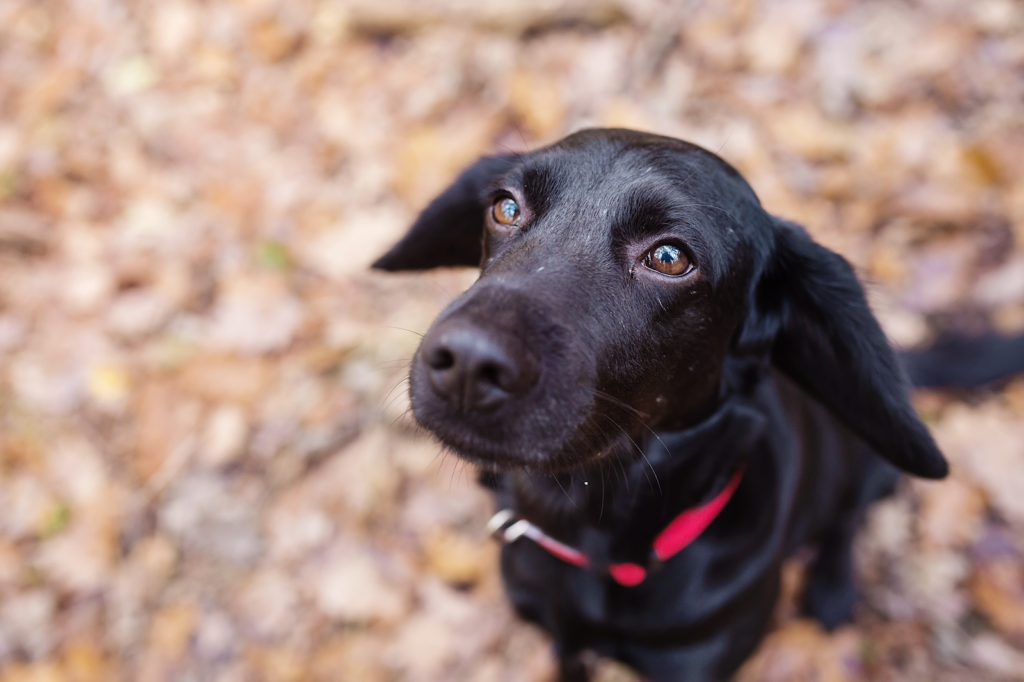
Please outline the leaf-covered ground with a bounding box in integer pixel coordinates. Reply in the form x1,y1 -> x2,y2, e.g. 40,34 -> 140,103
1,1 -> 1024,680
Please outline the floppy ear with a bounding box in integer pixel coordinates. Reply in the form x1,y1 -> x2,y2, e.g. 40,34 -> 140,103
373,155 -> 515,271
736,218 -> 948,479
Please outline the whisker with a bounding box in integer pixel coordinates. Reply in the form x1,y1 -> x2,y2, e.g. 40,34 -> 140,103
604,450 -> 627,490
510,120 -> 534,154
612,452 -> 630,494
495,142 -> 528,163
610,457 -> 623,486
590,389 -> 649,419
677,126 -> 735,190
373,358 -> 413,370
599,414 -> 661,495
434,446 -> 450,480
387,405 -> 414,430
382,325 -> 424,338
384,380 -> 412,407
551,473 -> 579,510
430,279 -> 458,300
629,417 -> 672,467
674,202 -> 742,225
637,449 -> 662,495
595,416 -> 635,492
429,447 -> 445,472
456,459 -> 467,490
381,376 -> 410,412
590,388 -> 673,461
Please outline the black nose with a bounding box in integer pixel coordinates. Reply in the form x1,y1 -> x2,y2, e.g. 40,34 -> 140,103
420,321 -> 539,411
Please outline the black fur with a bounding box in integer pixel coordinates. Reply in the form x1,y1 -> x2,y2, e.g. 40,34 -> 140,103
372,129 -> 1019,681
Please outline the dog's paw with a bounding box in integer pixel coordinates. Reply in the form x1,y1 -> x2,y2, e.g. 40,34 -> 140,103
558,657 -> 590,682
801,576 -> 859,631
557,650 -> 597,682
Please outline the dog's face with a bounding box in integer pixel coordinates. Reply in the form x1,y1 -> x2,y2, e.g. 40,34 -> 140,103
376,129 -> 949,480
385,131 -> 758,470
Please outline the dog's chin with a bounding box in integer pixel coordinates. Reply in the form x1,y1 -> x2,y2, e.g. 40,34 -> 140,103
416,418 -> 602,474
429,432 -> 572,473
409,379 -> 612,473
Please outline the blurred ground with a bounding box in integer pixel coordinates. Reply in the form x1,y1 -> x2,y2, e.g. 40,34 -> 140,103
1,0 -> 1024,680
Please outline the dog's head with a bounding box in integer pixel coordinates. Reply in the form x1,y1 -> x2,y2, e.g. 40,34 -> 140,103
374,129 -> 947,480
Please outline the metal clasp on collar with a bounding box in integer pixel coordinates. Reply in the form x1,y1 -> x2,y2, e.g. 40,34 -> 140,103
487,509 -> 529,542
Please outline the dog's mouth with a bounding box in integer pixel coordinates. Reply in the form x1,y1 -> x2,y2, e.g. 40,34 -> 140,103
428,431 -> 550,471
409,378 -> 624,473
428,430 -> 615,474
411,406 -> 586,471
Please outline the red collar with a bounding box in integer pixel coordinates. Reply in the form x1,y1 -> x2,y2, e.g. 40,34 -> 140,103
487,467 -> 744,587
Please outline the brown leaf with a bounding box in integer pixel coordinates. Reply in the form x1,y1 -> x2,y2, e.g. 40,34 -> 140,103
309,634 -> 388,682
248,18 -> 303,63
736,620 -> 861,682
177,356 -> 273,404
391,113 -> 503,208
916,477 -> 986,550
62,639 -> 119,682
0,208 -> 50,255
971,561 -> 1024,643
134,382 -> 191,482
147,603 -> 197,660
423,528 -> 494,586
0,662 -> 64,682
508,70 -> 567,139
244,647 -> 306,682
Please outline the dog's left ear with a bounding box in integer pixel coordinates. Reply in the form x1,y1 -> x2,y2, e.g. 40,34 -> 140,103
373,155 -> 515,271
736,217 -> 948,479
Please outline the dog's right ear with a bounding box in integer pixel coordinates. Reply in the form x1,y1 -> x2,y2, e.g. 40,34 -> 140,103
373,155 -> 515,271
735,217 -> 949,480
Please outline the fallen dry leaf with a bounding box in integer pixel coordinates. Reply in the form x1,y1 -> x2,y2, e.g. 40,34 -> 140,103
971,560 -> 1024,644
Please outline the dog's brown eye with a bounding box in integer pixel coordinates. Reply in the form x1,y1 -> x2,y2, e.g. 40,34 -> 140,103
492,197 -> 520,227
644,244 -> 691,277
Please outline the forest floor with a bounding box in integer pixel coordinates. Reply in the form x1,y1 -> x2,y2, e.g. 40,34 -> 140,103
2,1 -> 1024,680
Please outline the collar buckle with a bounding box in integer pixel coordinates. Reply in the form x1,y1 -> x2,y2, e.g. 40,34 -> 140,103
487,509 -> 521,542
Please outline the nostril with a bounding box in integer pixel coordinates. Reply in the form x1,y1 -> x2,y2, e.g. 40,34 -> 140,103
427,347 -> 455,371
477,361 -> 504,388
420,322 -> 539,407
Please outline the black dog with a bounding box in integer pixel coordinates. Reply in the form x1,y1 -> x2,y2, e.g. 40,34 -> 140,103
372,129 -> 1011,681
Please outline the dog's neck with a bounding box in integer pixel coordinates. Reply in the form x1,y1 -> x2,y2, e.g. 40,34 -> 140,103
502,359 -> 769,565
